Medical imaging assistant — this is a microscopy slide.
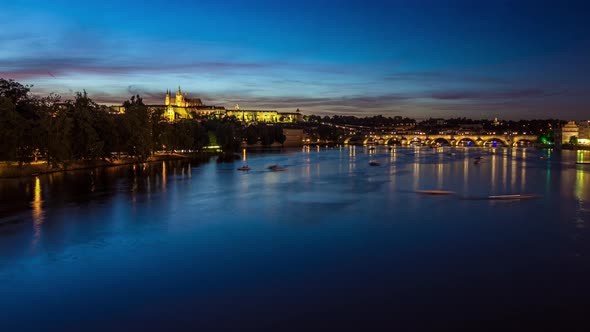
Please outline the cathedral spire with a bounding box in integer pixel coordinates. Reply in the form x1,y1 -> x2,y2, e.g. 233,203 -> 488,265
177,86 -> 181,94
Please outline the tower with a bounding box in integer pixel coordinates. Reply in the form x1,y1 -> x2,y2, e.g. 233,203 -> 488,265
165,90 -> 170,106
176,86 -> 184,107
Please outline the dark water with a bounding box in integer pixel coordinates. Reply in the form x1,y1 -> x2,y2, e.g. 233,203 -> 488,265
1,146 -> 589,331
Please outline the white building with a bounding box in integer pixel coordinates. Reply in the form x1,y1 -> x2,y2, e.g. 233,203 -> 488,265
555,121 -> 579,146
577,120 -> 590,145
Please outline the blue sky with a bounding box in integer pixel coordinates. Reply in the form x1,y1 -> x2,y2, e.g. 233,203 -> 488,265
1,0 -> 589,119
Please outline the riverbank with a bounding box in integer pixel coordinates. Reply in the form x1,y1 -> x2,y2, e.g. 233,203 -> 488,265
0,152 -> 216,179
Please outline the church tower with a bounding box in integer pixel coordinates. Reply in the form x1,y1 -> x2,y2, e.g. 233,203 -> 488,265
165,90 -> 171,106
176,86 -> 184,107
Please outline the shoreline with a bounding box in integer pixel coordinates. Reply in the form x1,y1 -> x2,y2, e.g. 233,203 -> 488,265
0,153 -> 215,179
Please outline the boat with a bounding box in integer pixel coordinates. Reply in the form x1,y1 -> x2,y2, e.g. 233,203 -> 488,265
474,156 -> 484,160
237,165 -> 251,171
415,190 -> 455,195
268,165 -> 287,171
540,156 -> 548,160
369,161 -> 380,166
576,162 -> 590,165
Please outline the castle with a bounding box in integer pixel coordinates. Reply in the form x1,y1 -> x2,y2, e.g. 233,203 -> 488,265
165,86 -> 203,107
110,87 -> 303,123
161,87 -> 302,123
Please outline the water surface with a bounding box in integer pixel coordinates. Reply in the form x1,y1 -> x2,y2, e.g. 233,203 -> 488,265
1,147 -> 589,330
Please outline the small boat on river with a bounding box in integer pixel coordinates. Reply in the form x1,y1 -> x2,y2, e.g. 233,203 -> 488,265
369,161 -> 380,166
268,165 -> 287,171
415,190 -> 455,195
237,165 -> 251,171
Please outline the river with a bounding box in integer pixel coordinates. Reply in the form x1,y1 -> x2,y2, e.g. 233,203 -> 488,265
0,146 -> 589,330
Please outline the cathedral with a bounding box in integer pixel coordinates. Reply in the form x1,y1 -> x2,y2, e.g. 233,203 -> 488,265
165,86 -> 203,107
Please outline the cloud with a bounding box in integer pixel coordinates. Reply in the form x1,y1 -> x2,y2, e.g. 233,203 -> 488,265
429,88 -> 565,101
383,71 -> 507,85
0,55 -> 282,79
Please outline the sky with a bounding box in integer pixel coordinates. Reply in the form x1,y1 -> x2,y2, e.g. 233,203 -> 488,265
1,0 -> 589,119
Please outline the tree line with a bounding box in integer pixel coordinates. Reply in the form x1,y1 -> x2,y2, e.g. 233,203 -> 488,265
0,78 -> 286,167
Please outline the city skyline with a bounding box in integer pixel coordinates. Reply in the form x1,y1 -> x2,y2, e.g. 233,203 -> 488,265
1,0 -> 589,120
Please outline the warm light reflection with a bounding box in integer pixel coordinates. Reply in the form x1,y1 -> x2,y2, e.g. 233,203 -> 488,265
31,176 -> 44,246
413,160 -> 420,189
575,167 -> 585,201
463,155 -> 469,191
132,165 -> 138,204
576,150 -> 589,164
348,145 -> 356,175
162,161 -> 167,191
521,149 -> 527,189
491,151 -> 497,192
437,162 -> 443,189
349,145 -> 356,158
242,148 -> 247,161
510,152 -> 517,190
502,149 -> 508,190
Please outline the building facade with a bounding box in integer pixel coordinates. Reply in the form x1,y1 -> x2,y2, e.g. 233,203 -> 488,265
165,87 -> 203,107
555,121 -> 579,145
577,120 -> 590,145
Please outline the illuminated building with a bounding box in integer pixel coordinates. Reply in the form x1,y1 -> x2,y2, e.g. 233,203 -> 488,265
109,87 -> 303,123
578,120 -> 590,145
578,121 -> 590,139
555,121 -> 579,146
166,86 -> 203,107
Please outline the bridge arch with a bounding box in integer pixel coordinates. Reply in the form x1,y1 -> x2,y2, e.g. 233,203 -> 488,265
343,135 -> 363,144
409,137 -> 424,146
432,137 -> 451,146
385,137 -> 402,146
457,137 -> 477,147
483,138 -> 508,147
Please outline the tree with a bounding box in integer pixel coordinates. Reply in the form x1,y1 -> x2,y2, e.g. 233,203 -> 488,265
122,95 -> 152,160
46,109 -> 73,167
0,97 -> 20,162
149,107 -> 166,152
68,91 -> 103,160
570,136 -> 579,145
0,78 -> 32,106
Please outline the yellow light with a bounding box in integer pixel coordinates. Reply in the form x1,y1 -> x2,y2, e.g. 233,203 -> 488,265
32,177 -> 43,223
31,176 -> 44,247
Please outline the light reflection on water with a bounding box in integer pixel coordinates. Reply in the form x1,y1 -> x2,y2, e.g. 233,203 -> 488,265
31,177 -> 43,249
0,146 -> 589,330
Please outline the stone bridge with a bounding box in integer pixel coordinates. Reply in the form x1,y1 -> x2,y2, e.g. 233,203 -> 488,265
342,134 -> 538,147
